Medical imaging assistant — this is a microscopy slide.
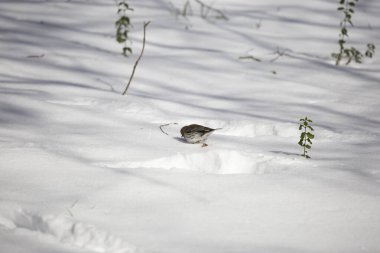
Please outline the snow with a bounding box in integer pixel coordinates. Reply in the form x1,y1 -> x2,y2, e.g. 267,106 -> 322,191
1,0 -> 380,252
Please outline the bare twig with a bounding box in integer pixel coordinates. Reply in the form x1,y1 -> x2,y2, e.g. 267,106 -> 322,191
239,55 -> 261,62
122,21 -> 150,95
194,0 -> 228,20
159,123 -> 178,135
182,0 -> 193,16
269,47 -> 289,62
27,54 -> 45,58
159,124 -> 170,135
240,47 -> 290,63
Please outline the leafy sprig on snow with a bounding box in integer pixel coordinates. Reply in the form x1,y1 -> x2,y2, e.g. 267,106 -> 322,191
298,117 -> 314,159
332,0 -> 375,65
116,0 -> 133,57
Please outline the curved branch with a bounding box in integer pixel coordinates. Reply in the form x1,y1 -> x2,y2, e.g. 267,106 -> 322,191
123,21 -> 150,95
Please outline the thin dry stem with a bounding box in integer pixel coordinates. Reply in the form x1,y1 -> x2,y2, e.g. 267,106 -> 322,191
123,21 -> 150,95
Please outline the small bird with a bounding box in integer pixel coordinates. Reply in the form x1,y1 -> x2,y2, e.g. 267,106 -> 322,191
180,124 -> 221,147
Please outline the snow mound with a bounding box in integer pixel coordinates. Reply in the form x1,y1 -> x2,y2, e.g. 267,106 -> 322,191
10,210 -> 141,253
175,120 -> 299,138
219,121 -> 297,138
99,150 -> 300,174
175,120 -> 343,141
157,120 -> 341,142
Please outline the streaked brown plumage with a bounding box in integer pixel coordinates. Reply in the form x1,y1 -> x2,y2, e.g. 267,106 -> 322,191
180,124 -> 221,146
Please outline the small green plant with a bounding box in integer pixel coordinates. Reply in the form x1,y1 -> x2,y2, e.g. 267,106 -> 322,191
332,0 -> 375,65
298,117 -> 314,159
116,0 -> 133,56
365,43 -> 375,58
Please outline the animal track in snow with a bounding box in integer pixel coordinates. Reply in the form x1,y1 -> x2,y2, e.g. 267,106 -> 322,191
7,210 -> 141,253
98,150 -> 301,175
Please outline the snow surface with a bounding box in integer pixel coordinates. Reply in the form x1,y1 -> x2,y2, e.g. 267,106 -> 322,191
1,0 -> 380,252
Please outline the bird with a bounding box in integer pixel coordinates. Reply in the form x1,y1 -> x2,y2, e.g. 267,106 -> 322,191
180,124 -> 221,147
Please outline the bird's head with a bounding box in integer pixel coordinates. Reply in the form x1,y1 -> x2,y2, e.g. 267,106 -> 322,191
180,126 -> 186,137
